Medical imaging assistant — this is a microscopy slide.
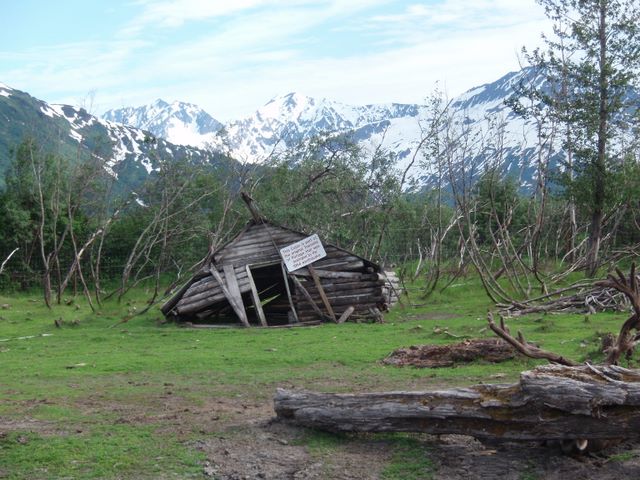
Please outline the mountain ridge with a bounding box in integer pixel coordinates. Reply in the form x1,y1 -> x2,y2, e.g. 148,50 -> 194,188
0,68 -> 563,193
99,69 -> 536,176
0,82 -> 231,192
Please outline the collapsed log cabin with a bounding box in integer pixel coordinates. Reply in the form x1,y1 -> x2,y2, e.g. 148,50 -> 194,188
161,218 -> 389,326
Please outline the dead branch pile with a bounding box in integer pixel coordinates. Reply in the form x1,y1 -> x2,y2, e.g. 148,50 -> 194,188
382,338 -> 516,368
497,282 -> 631,316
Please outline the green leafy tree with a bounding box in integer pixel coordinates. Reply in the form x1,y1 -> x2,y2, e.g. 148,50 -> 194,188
514,0 -> 640,276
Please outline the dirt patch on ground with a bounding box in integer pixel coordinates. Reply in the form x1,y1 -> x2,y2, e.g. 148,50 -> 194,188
195,420 -> 392,480
4,384 -> 640,479
406,312 -> 461,321
383,338 -> 516,368
192,413 -> 640,480
429,434 -> 640,480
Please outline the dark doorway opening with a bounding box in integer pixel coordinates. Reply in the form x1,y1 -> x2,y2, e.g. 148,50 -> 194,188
244,263 -> 294,326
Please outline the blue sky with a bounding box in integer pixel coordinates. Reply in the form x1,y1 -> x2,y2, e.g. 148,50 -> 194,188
0,1 -> 550,120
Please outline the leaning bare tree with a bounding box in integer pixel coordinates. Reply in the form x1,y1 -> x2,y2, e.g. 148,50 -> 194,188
0,248 -> 19,276
112,156 -> 237,314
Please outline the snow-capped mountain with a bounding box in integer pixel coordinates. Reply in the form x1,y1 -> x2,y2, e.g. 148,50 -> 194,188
0,68 -> 563,194
103,99 -> 223,149
213,92 -> 423,162
101,70 -> 545,187
0,83 -> 230,191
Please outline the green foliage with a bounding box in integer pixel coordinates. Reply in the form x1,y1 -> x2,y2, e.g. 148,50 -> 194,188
251,133 -> 455,263
512,0 -> 640,274
472,169 -> 527,244
606,450 -> 638,463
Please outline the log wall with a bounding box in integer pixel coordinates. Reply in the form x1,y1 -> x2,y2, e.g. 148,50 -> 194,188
164,221 -> 386,324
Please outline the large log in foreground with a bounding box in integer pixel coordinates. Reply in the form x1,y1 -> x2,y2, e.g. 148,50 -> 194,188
274,364 -> 640,442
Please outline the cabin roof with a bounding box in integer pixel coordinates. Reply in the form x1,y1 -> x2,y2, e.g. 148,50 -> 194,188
209,219 -> 379,270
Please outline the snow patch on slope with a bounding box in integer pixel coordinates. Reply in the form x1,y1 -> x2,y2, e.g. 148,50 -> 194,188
103,99 -> 223,149
0,82 -> 12,98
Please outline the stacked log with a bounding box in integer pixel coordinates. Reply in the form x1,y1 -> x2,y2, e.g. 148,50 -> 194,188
382,270 -> 402,306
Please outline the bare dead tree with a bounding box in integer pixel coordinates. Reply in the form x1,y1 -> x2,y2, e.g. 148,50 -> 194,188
115,163 -> 219,302
487,311 -> 579,366
414,90 -> 458,296
0,248 -> 19,276
488,264 -> 640,369
596,264 -> 640,364
27,143 -> 64,308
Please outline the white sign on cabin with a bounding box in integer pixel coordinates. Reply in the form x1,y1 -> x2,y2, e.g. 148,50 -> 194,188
279,234 -> 327,272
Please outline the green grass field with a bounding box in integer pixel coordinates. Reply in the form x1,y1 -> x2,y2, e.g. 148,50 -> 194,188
0,278 -> 632,479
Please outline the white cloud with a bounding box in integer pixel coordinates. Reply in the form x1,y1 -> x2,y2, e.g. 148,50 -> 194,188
0,0 -> 552,121
128,0 -> 267,30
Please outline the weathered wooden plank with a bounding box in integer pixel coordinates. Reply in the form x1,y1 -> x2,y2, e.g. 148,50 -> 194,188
292,269 -> 376,280
297,287 -> 383,305
246,265 -> 268,327
311,260 -> 366,271
317,297 -> 382,309
294,279 -> 384,294
176,273 -> 253,315
220,238 -> 283,253
281,262 -> 299,323
308,265 -> 337,322
256,320 -> 323,329
177,292 -> 228,314
295,302 -> 380,317
337,306 -> 355,323
182,270 -> 250,299
295,309 -> 379,323
195,308 -> 217,319
291,275 -> 333,322
219,229 -> 303,251
313,256 -> 363,268
181,286 -> 224,305
222,264 -> 250,327
217,247 -> 280,264
225,231 -> 305,249
216,239 -> 356,266
218,252 -> 283,267
274,364 -> 640,442
183,275 -> 216,294
161,276 -> 198,315
179,276 -> 251,306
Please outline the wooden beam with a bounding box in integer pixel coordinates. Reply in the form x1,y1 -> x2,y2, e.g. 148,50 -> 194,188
245,265 -> 268,327
292,269 -> 376,280
222,264 -> 250,327
210,266 -> 250,327
308,265 -> 337,323
290,275 -> 333,322
337,306 -> 355,323
281,262 -> 299,323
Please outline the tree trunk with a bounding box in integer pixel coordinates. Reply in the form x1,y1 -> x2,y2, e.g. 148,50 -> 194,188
586,1 -> 609,278
274,364 -> 640,442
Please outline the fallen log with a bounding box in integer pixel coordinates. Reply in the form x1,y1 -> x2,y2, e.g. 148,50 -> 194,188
274,364 -> 640,443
